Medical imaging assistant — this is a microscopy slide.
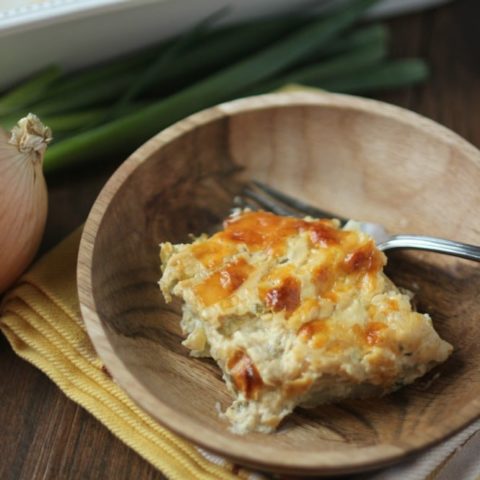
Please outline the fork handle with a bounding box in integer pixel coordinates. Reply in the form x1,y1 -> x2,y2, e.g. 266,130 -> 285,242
379,235 -> 480,262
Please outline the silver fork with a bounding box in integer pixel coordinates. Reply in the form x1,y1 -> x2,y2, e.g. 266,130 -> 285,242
234,181 -> 480,262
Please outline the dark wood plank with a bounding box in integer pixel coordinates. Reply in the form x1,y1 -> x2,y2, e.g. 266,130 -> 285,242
1,2 -> 479,478
379,1 -> 480,147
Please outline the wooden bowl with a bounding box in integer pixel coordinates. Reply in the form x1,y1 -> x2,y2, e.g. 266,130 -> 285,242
78,92 -> 480,476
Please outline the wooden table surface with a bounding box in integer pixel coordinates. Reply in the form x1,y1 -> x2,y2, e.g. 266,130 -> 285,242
1,2 -> 479,479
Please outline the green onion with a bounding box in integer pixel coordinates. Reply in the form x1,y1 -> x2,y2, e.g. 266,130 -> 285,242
19,15 -> 307,121
1,110 -> 108,137
2,106 -> 137,133
111,7 -> 231,114
314,59 -> 429,93
44,0 -> 379,171
246,40 -> 387,95
0,66 -> 62,116
46,56 -> 151,99
31,74 -> 137,116
44,110 -> 108,133
320,24 -> 388,57
145,15 -> 310,94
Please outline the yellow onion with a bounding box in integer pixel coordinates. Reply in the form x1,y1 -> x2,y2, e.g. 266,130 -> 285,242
0,114 -> 51,293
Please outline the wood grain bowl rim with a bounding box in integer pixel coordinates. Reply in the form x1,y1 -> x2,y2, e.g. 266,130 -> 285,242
78,91 -> 480,475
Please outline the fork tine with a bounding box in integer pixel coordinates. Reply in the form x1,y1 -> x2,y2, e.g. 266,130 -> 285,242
251,180 -> 348,223
233,195 -> 258,211
243,187 -> 297,217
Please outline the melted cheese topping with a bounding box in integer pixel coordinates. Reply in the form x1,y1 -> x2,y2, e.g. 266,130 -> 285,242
159,210 -> 452,434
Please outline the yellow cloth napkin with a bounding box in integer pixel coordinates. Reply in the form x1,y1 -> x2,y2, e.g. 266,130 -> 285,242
0,229 -> 256,480
1,228 -> 480,480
